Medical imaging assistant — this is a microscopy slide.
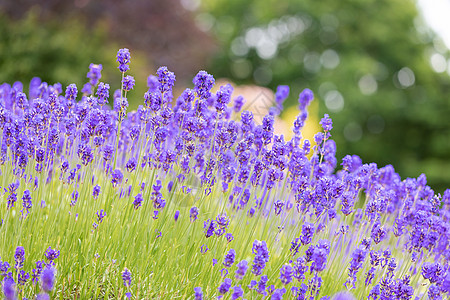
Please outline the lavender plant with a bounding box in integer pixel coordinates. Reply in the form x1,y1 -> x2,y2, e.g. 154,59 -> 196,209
0,48 -> 449,299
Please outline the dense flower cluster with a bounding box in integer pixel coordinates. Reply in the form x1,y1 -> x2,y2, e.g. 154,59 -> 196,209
0,48 -> 449,299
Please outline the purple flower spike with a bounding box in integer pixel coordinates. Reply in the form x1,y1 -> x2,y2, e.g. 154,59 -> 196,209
117,48 -> 131,73
111,169 -> 123,187
200,244 -> 208,254
279,264 -> 294,285
331,291 -> 357,300
235,260 -> 248,280
190,207 -> 199,222
218,278 -> 232,295
225,233 -> 234,243
133,193 -> 144,210
223,249 -> 236,268
122,75 -> 135,92
41,265 -> 55,292
2,277 -> 17,300
122,268 -> 132,287
193,70 -> 215,99
14,246 -> 25,270
93,185 -> 101,199
194,287 -> 203,300
44,247 -> 60,263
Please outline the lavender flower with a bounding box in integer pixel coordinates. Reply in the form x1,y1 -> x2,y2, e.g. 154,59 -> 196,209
235,260 -> 248,280
122,268 -> 132,287
218,278 -> 232,295
231,285 -> 244,300
117,48 -> 131,73
279,264 -> 294,285
157,66 -> 176,93
223,249 -> 236,268
190,207 -> 199,222
96,210 -> 106,224
194,286 -> 203,300
14,246 -> 25,270
93,185 -> 101,199
252,240 -> 270,276
111,169 -> 123,187
44,247 -> 60,263
122,75 -> 135,92
133,193 -> 144,210
41,265 -> 55,292
2,277 -> 17,300
193,70 -> 215,99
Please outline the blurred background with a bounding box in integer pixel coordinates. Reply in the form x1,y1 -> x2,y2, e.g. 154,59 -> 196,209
1,0 -> 449,192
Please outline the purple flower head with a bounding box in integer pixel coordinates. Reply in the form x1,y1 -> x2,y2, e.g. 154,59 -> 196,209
36,293 -> 50,300
87,63 -> 102,86
204,219 -> 216,238
18,270 -> 30,286
257,275 -> 268,295
14,246 -> 25,269
223,249 -> 236,268
298,88 -> 314,110
194,286 -> 203,300
133,193 -> 144,210
93,185 -> 101,199
235,260 -> 248,280
190,206 -> 199,222
218,278 -> 232,294
174,210 -> 180,222
65,83 -> 78,102
96,82 -> 110,105
41,265 -> 55,292
252,240 -> 270,276
111,169 -> 123,187
200,244 -> 208,254
193,70 -> 215,99
233,95 -> 245,113
44,247 -> 60,263
126,157 -> 137,173
279,264 -> 294,285
225,233 -> 234,243
157,66 -> 176,93
310,240 -> 330,273
82,82 -> 92,94
422,262 -> 444,284
300,222 -> 315,245
122,75 -> 135,92
231,285 -> 244,299
320,114 -> 333,132
21,189 -> 32,216
147,75 -> 159,91
331,292 -> 356,300
275,85 -> 290,107
271,288 -> 286,300
2,277 -> 17,300
215,84 -> 233,112
370,222 -> 387,244
215,213 -> 230,236
117,48 -> 131,73
122,268 -> 132,287
96,209 -> 106,224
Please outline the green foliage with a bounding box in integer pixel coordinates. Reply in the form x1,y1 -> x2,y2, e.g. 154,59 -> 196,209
0,10 -> 149,109
200,0 -> 450,192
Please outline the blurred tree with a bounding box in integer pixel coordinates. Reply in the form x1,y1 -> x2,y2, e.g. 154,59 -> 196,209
0,0 -> 217,108
199,0 -> 450,192
0,0 -> 216,84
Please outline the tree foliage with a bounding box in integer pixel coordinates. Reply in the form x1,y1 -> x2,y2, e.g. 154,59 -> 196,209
200,0 -> 450,191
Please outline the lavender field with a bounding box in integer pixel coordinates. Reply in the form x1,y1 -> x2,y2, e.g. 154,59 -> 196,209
0,48 -> 449,299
